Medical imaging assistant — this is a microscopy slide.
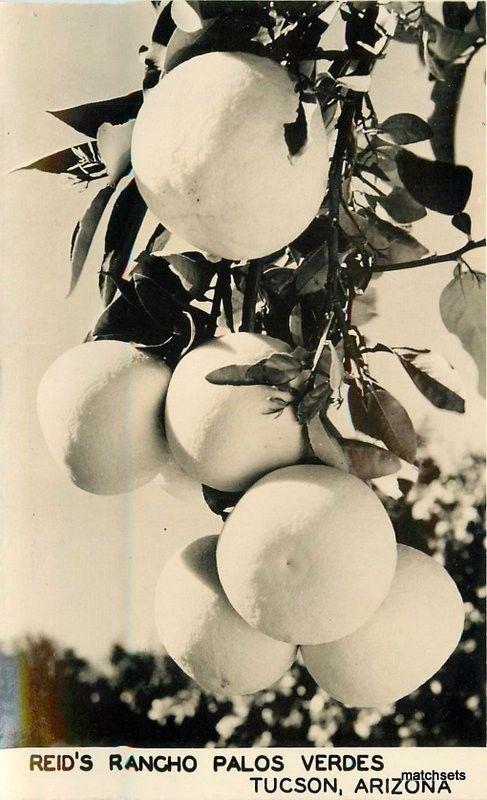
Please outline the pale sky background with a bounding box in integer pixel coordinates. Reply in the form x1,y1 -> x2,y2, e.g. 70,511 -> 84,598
0,1 -> 485,666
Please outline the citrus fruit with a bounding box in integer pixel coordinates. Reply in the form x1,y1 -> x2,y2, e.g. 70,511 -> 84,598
302,544 -> 465,707
164,332 -> 306,492
37,340 -> 171,495
154,535 -> 296,695
216,464 -> 397,644
155,448 -> 203,503
131,51 -> 328,260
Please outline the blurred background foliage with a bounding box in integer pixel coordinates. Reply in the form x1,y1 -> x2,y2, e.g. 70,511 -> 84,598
1,451 -> 484,749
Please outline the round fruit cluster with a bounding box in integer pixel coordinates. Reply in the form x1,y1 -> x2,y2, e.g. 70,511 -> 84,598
37,332 -> 465,707
37,48 -> 465,709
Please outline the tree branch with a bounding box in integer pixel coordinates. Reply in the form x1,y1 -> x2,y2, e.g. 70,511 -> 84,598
209,266 -> 226,336
240,260 -> 264,333
325,100 -> 356,314
373,238 -> 486,273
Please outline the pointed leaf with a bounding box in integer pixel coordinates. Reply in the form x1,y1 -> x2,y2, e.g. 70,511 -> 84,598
307,414 -> 348,470
16,141 -> 103,178
396,149 -> 472,215
296,379 -> 331,424
205,364 -> 254,386
68,184 -> 115,296
429,63 -> 467,163
70,222 -> 80,260
398,352 -> 465,413
347,381 -> 372,436
342,440 -> 401,480
100,179 -> 147,306
91,282 -> 166,345
425,14 -> 478,61
152,1 -> 177,44
49,91 -> 142,138
376,187 -> 427,224
379,113 -> 433,145
363,211 -> 429,264
440,270 -> 486,396
348,382 -> 417,462
166,254 -> 215,300
452,212 -> 471,237
289,303 -> 305,346
328,342 -> 344,392
290,217 -> 330,259
295,245 -> 329,296
247,353 -> 302,386
367,387 -> 417,463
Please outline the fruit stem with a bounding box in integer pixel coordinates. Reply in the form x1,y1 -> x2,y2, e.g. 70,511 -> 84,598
325,99 -> 357,317
240,261 -> 264,333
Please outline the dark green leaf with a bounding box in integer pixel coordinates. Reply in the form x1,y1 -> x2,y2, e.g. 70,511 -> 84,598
90,295 -> 159,344
452,212 -> 472,236
425,14 -> 478,61
132,258 -> 189,320
49,92 -> 142,138
16,141 -> 105,180
152,1 -> 177,44
348,382 -> 417,463
443,2 -> 474,30
99,179 -> 147,306
247,353 -> 302,385
347,381 -> 371,435
379,114 -> 433,145
296,379 -> 331,424
290,346 -> 314,368
476,2 -> 486,33
205,364 -> 254,385
70,222 -> 80,260
307,413 -> 348,470
396,149 -> 472,215
295,245 -> 329,296
398,354 -> 465,413
90,281 -> 183,364
367,386 -> 417,463
345,4 -> 381,55
357,161 -> 391,184
164,13 -> 265,72
68,184 -> 115,296
342,440 -> 401,480
376,187 -> 427,224
202,484 -> 243,520
165,253 -> 215,300
284,100 -> 308,158
429,64 -> 467,163
362,211 -> 429,264
289,216 -> 330,259
206,352 -> 302,387
424,45 -> 448,81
